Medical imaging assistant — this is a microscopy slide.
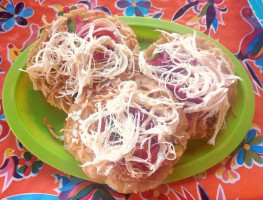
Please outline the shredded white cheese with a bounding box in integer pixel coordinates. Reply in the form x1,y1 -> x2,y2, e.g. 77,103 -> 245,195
139,31 -> 240,144
26,18 -> 135,103
69,81 -> 181,178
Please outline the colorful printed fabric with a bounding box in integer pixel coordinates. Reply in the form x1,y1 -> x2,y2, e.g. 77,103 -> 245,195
1,0 -> 263,199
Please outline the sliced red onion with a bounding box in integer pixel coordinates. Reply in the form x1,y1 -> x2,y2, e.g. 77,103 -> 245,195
93,52 -> 110,62
131,136 -> 161,171
75,16 -> 87,33
190,59 -> 198,66
75,15 -> 119,43
100,117 -> 107,132
93,30 -> 118,43
129,107 -> 154,130
149,51 -> 173,66
186,98 -> 203,104
174,85 -> 187,99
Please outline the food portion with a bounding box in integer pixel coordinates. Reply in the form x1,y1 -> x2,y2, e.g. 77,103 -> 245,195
25,10 -> 241,194
64,74 -> 189,193
139,31 -> 240,144
26,9 -> 139,113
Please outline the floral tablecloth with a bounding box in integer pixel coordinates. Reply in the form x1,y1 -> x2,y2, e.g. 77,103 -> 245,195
0,0 -> 263,199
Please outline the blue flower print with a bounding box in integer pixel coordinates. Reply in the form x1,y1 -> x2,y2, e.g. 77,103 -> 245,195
0,56 -> 3,74
236,129 -> 263,167
116,0 -> 151,16
0,1 -> 33,32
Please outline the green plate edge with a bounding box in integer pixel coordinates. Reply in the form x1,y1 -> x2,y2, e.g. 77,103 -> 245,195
2,17 -> 255,182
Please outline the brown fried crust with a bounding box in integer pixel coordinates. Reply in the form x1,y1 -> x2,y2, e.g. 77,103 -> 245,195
64,74 -> 189,193
193,35 -> 237,139
64,102 -> 106,181
143,33 -> 237,140
105,148 -> 184,193
26,9 -> 139,114
62,9 -> 140,53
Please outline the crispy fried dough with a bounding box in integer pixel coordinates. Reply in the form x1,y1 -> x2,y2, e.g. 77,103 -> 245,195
64,74 -> 189,193
26,9 -> 139,114
142,33 -> 237,141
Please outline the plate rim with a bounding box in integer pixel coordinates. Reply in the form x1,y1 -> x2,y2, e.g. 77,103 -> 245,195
3,16 -> 255,182
3,45 -> 90,178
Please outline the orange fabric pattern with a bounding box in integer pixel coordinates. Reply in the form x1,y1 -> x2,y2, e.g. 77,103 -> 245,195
0,0 -> 263,199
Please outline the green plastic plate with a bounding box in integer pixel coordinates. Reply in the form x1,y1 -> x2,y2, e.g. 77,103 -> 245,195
3,17 -> 255,182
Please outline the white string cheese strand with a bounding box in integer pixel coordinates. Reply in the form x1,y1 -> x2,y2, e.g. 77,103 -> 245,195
26,18 -> 135,102
70,81 -> 181,178
139,31 -> 241,145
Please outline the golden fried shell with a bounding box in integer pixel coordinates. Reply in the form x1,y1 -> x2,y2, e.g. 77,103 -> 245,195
64,74 -> 189,193
26,9 -> 139,113
141,33 -> 237,142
